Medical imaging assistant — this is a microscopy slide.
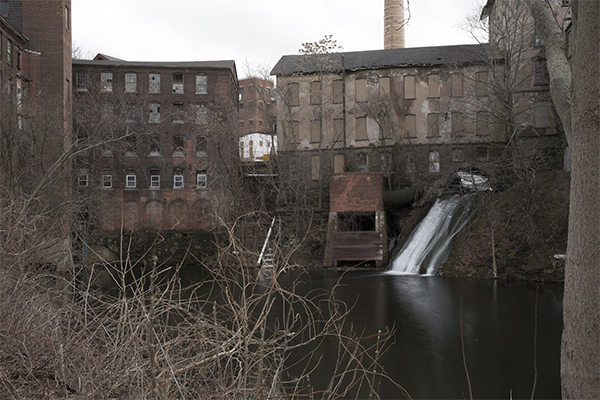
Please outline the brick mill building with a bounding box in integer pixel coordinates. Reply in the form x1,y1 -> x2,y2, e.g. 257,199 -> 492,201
72,56 -> 239,232
238,77 -> 277,162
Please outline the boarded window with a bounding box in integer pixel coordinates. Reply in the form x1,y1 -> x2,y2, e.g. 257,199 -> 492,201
289,120 -> 299,143
404,75 -> 415,99
149,102 -> 161,123
405,114 -> 416,138
451,74 -> 463,97
476,72 -> 488,96
334,118 -> 344,143
476,111 -> 489,135
534,101 -> 551,128
310,81 -> 321,105
101,72 -> 113,92
311,156 -> 320,181
428,113 -> 440,137
355,78 -> 367,102
357,153 -> 368,172
356,117 -> 368,140
452,148 -> 465,163
333,80 -> 343,104
428,74 -> 440,98
334,154 -> 345,173
172,73 -> 184,94
380,76 -> 391,97
429,151 -> 440,173
452,112 -> 464,136
125,73 -> 137,93
196,74 -> 208,94
149,73 -> 160,93
288,82 -> 299,106
310,119 -> 321,142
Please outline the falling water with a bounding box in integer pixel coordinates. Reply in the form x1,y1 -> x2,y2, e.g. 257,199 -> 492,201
387,195 -> 475,275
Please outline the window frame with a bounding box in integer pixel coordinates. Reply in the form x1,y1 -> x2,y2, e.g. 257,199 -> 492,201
125,72 -> 137,93
101,71 -> 113,92
126,174 -> 137,188
196,171 -> 208,189
102,174 -> 113,189
173,173 -> 184,189
172,73 -> 184,94
150,170 -> 161,189
149,73 -> 161,94
195,74 -> 208,94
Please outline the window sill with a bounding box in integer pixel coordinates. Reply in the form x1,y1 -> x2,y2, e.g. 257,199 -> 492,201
172,151 -> 185,158
125,152 -> 137,157
196,151 -> 208,158
149,152 -> 161,157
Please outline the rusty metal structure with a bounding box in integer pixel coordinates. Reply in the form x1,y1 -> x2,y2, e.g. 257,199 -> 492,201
324,173 -> 388,267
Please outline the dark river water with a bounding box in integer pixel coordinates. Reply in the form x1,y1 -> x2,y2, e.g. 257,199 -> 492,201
275,269 -> 563,399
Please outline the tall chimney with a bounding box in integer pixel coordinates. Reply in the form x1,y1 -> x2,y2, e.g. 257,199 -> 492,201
384,0 -> 405,49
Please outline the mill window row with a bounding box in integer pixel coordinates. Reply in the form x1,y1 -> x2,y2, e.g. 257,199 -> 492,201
78,170 -> 209,190
100,135 -> 208,158
287,147 -> 490,181
76,71 -> 209,95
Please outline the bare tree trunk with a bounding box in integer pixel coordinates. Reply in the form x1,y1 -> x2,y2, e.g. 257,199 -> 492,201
526,0 -> 572,140
561,1 -> 600,397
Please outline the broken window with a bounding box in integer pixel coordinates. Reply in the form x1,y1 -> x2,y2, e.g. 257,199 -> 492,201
380,152 -> 392,173
196,135 -> 207,157
172,73 -> 184,94
149,136 -> 160,156
196,170 -> 207,188
172,102 -> 184,123
149,73 -> 160,93
101,72 -> 113,92
173,136 -> 184,155
76,71 -> 88,91
6,40 -> 11,66
429,151 -> 440,173
125,73 -> 137,93
149,102 -> 161,123
196,74 -> 207,94
195,103 -> 207,124
452,148 -> 465,163
357,153 -> 368,172
125,135 -> 137,155
477,147 -> 489,161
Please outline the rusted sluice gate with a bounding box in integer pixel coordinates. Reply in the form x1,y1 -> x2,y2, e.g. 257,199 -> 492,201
324,173 -> 388,267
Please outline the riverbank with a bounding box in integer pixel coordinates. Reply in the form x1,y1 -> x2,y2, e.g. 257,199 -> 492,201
443,170 -> 570,282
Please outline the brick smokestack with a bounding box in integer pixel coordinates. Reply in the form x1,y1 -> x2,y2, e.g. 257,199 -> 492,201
384,0 -> 405,49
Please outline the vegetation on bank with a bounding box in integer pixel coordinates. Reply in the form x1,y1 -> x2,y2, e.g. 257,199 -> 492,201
443,170 -> 569,282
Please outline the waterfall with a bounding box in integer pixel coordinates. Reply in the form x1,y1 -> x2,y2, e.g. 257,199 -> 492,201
387,195 -> 474,276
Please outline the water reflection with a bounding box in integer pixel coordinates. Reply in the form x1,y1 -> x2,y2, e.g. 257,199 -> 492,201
278,270 -> 563,399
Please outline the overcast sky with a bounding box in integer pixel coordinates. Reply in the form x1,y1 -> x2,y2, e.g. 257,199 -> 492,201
72,0 -> 483,77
